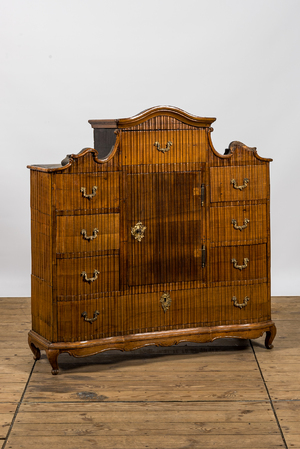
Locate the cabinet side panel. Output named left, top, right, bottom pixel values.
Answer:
left=30, top=170, right=53, bottom=341
left=31, top=275, right=53, bottom=341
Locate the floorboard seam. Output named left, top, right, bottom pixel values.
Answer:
left=250, top=340, right=288, bottom=449
left=2, top=360, right=36, bottom=449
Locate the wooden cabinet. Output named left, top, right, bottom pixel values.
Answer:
left=28, top=106, right=276, bottom=374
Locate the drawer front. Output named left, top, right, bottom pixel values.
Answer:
left=210, top=165, right=268, bottom=203
left=57, top=296, right=119, bottom=342
left=210, top=204, right=268, bottom=245
left=56, top=256, right=119, bottom=296
left=120, top=289, right=208, bottom=335
left=57, top=289, right=208, bottom=342
left=56, top=213, right=119, bottom=254
left=54, top=172, right=119, bottom=211
left=207, top=283, right=270, bottom=325
left=121, top=130, right=206, bottom=165
left=210, top=244, right=267, bottom=283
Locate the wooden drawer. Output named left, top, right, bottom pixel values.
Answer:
left=56, top=213, right=119, bottom=254
left=54, top=172, right=119, bottom=211
left=56, top=255, right=119, bottom=296
left=57, top=289, right=208, bottom=342
left=210, top=204, right=268, bottom=245
left=120, top=289, right=208, bottom=335
left=210, top=165, right=269, bottom=203
left=121, top=130, right=206, bottom=165
left=57, top=296, right=119, bottom=342
left=207, top=283, right=270, bottom=325
left=210, top=244, right=267, bottom=283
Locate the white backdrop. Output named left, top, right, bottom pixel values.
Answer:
left=1, top=0, right=299, bottom=296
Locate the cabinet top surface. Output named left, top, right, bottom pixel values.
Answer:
left=89, top=105, right=216, bottom=129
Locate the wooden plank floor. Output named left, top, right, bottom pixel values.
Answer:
left=1, top=297, right=299, bottom=449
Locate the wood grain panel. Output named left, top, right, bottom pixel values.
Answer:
left=31, top=209, right=52, bottom=283
left=210, top=244, right=267, bottom=283
left=56, top=256, right=119, bottom=296
left=121, top=130, right=207, bottom=165
left=56, top=214, right=119, bottom=254
left=210, top=165, right=269, bottom=202
left=125, top=171, right=203, bottom=286
left=54, top=172, right=119, bottom=212
left=207, top=283, right=270, bottom=325
left=57, top=289, right=208, bottom=342
left=57, top=296, right=119, bottom=342
left=210, top=204, right=268, bottom=246
left=31, top=275, right=53, bottom=341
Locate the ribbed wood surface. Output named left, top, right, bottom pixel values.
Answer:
left=121, top=130, right=207, bottom=165
left=210, top=204, right=267, bottom=246
left=57, top=289, right=208, bottom=342
left=56, top=256, right=119, bottom=296
left=210, top=244, right=267, bottom=283
left=210, top=165, right=269, bottom=202
left=125, top=171, right=203, bottom=286
left=207, top=283, right=270, bottom=325
left=28, top=108, right=273, bottom=358
left=56, top=213, right=119, bottom=255
left=54, top=172, right=119, bottom=211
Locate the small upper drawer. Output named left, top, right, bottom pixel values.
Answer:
left=210, top=204, right=268, bottom=245
left=54, top=172, right=119, bottom=211
left=210, top=165, right=269, bottom=203
left=121, top=130, right=207, bottom=165
left=56, top=213, right=119, bottom=255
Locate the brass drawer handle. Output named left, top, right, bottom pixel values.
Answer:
left=232, top=296, right=250, bottom=309
left=81, top=310, right=99, bottom=323
left=154, top=141, right=172, bottom=154
left=160, top=293, right=172, bottom=312
left=81, top=228, right=99, bottom=241
left=81, top=270, right=100, bottom=283
left=80, top=186, right=98, bottom=199
left=231, top=218, right=250, bottom=231
left=231, top=258, right=249, bottom=270
left=231, top=178, right=249, bottom=191
left=131, top=221, right=146, bottom=242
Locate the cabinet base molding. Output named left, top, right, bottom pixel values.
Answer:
left=28, top=321, right=276, bottom=375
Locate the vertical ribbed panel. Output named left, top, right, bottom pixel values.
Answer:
left=210, top=204, right=267, bottom=246
left=55, top=172, right=119, bottom=212
left=125, top=170, right=202, bottom=287
left=210, top=165, right=269, bottom=202
left=207, top=283, right=270, bottom=326
left=121, top=130, right=207, bottom=165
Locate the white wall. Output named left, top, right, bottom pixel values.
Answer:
left=1, top=0, right=299, bottom=296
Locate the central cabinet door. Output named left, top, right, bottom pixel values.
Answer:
left=125, top=170, right=203, bottom=286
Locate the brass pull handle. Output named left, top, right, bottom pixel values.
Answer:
left=131, top=221, right=146, bottom=242
left=232, top=296, right=250, bottom=309
left=81, top=310, right=100, bottom=323
left=231, top=178, right=249, bottom=191
left=231, top=258, right=249, bottom=270
left=80, top=186, right=98, bottom=199
left=154, top=141, right=172, bottom=154
left=81, top=270, right=100, bottom=283
left=160, top=293, right=172, bottom=312
left=231, top=218, right=250, bottom=231
left=81, top=228, right=99, bottom=241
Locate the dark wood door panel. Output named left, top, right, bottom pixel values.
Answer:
left=125, top=171, right=203, bottom=286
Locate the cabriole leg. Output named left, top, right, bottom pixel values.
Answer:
left=46, top=349, right=60, bottom=375
left=265, top=324, right=277, bottom=349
